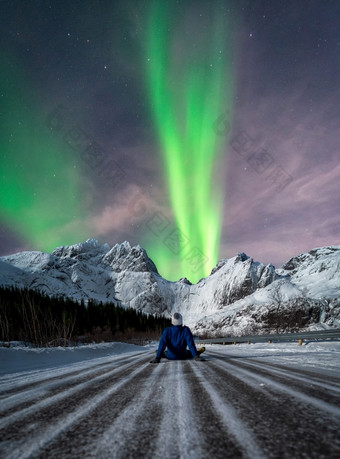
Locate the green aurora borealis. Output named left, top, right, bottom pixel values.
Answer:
left=1, top=2, right=234, bottom=284
left=2, top=0, right=339, bottom=286
left=144, top=2, right=233, bottom=282
left=0, top=57, right=88, bottom=250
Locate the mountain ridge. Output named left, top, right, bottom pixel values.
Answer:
left=1, top=239, right=339, bottom=335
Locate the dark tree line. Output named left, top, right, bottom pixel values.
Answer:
left=0, top=286, right=171, bottom=346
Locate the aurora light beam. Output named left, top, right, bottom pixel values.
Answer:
left=0, top=55, right=88, bottom=251
left=145, top=2, right=234, bottom=282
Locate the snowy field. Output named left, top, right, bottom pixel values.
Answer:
left=1, top=340, right=340, bottom=458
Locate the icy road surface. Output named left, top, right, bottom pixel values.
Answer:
left=0, top=342, right=340, bottom=458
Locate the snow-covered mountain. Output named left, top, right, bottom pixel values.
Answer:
left=0, top=239, right=339, bottom=335
left=193, top=246, right=340, bottom=336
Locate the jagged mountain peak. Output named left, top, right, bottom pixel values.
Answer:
left=281, top=245, right=340, bottom=273
left=52, top=238, right=111, bottom=258
left=49, top=239, right=158, bottom=274
left=177, top=277, right=192, bottom=285
left=103, top=241, right=158, bottom=274
left=277, top=245, right=340, bottom=299
left=210, top=252, right=251, bottom=276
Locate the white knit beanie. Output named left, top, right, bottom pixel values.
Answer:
left=172, top=312, right=183, bottom=326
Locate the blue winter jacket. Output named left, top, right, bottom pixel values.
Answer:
left=156, top=325, right=198, bottom=360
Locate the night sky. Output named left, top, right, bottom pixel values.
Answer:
left=1, top=0, right=339, bottom=283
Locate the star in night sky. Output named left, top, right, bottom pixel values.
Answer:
left=0, top=0, right=339, bottom=283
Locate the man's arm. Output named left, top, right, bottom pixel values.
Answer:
left=156, top=329, right=168, bottom=359
left=185, top=327, right=199, bottom=358
left=150, top=328, right=168, bottom=363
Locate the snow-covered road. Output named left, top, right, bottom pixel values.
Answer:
left=1, top=343, right=340, bottom=458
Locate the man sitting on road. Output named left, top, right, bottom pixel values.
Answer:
left=150, top=312, right=205, bottom=363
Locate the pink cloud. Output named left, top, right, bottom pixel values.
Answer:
left=88, top=185, right=161, bottom=235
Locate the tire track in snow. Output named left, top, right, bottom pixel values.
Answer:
left=247, top=357, right=340, bottom=388
left=91, top=362, right=167, bottom=458
left=208, top=352, right=340, bottom=418
left=38, top=358, right=227, bottom=458
left=190, top=362, right=265, bottom=459
left=1, top=348, right=340, bottom=458
left=0, top=355, right=150, bottom=431
left=0, top=352, right=142, bottom=415
left=230, top=357, right=340, bottom=398
left=0, top=351, right=143, bottom=396
left=152, top=361, right=207, bottom=459
left=36, top=357, right=166, bottom=458
left=2, top=355, right=150, bottom=459
left=204, top=351, right=340, bottom=457
left=176, top=361, right=206, bottom=459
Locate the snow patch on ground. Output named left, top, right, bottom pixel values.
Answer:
left=204, top=341, right=340, bottom=373
left=0, top=342, right=149, bottom=376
